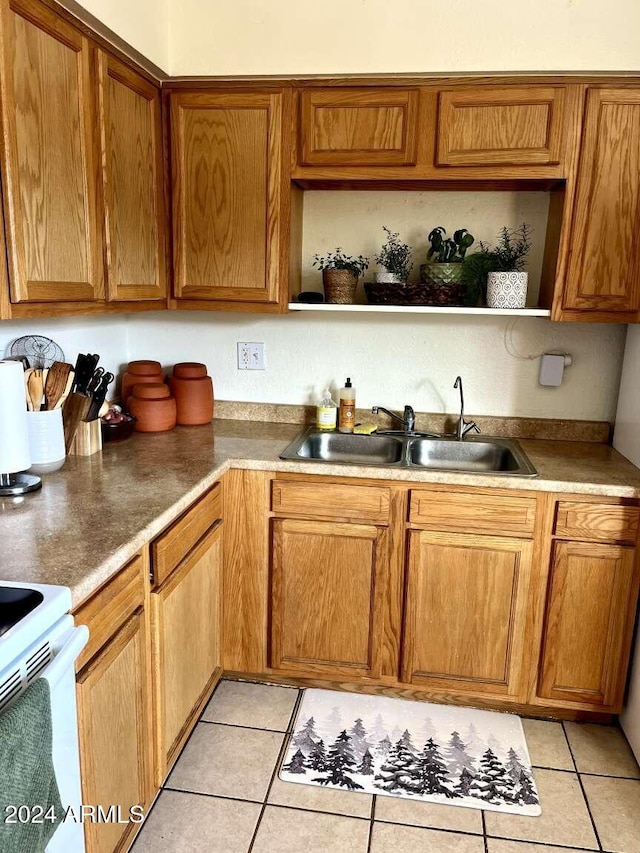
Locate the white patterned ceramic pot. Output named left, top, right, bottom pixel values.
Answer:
left=486, top=271, right=528, bottom=309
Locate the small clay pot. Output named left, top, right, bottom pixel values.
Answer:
left=128, top=383, right=176, bottom=433
left=121, top=360, right=164, bottom=404
left=169, top=375, right=214, bottom=425
left=173, top=362, right=208, bottom=379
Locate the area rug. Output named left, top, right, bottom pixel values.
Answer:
left=280, top=689, right=541, bottom=816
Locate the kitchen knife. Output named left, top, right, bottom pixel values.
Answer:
left=72, top=354, right=100, bottom=395
left=86, top=372, right=114, bottom=421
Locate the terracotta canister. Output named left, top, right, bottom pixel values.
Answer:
left=169, top=362, right=214, bottom=426
left=128, top=383, right=177, bottom=433
left=121, top=360, right=163, bottom=405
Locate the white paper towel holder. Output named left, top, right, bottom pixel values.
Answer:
left=0, top=471, right=41, bottom=496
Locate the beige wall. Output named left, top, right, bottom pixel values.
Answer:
left=167, top=0, right=640, bottom=75
left=76, top=0, right=169, bottom=70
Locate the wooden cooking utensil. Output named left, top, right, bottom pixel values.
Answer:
left=23, top=367, right=34, bottom=410
left=44, top=361, right=74, bottom=411
left=27, top=368, right=44, bottom=412
left=55, top=370, right=75, bottom=410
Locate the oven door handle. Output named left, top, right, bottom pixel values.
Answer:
left=40, top=625, right=89, bottom=689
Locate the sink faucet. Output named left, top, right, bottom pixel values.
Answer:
left=371, top=404, right=416, bottom=434
left=453, top=376, right=480, bottom=440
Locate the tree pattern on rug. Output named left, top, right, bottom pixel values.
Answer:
left=313, top=730, right=363, bottom=791
left=282, top=705, right=540, bottom=813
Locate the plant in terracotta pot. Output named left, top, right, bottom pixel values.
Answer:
left=373, top=226, right=413, bottom=284
left=419, top=227, right=474, bottom=305
left=462, top=224, right=532, bottom=308
left=313, top=248, right=369, bottom=304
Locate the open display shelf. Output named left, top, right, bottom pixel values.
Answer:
left=288, top=303, right=551, bottom=317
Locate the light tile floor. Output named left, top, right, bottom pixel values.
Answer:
left=132, top=679, right=640, bottom=853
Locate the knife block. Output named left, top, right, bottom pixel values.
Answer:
left=68, top=419, right=102, bottom=457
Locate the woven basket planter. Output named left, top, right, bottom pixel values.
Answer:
left=322, top=269, right=359, bottom=304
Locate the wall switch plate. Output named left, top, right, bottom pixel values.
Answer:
left=237, top=342, right=266, bottom=370
left=539, top=353, right=571, bottom=386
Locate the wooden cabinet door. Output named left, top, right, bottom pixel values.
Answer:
left=402, top=530, right=533, bottom=699
left=151, top=522, right=222, bottom=779
left=270, top=518, right=388, bottom=678
left=563, top=88, right=640, bottom=317
left=436, top=86, right=567, bottom=167
left=171, top=90, right=289, bottom=308
left=0, top=0, right=104, bottom=303
left=97, top=51, right=166, bottom=302
left=298, top=88, right=419, bottom=166
left=538, top=540, right=638, bottom=709
left=76, top=610, right=153, bottom=853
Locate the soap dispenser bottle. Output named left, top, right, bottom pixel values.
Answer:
left=338, top=377, right=356, bottom=433
left=316, top=388, right=337, bottom=430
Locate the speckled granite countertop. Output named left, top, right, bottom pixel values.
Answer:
left=1, top=419, right=639, bottom=608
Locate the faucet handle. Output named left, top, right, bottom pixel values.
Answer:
left=462, top=420, right=480, bottom=437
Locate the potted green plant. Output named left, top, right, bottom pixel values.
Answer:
left=462, top=224, right=532, bottom=308
left=374, top=227, right=413, bottom=283
left=313, top=248, right=369, bottom=304
left=420, top=227, right=474, bottom=305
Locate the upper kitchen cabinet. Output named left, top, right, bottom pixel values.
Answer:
left=170, top=89, right=296, bottom=313
left=292, top=82, right=581, bottom=181
left=435, top=86, right=567, bottom=167
left=556, top=87, right=640, bottom=322
left=297, top=87, right=419, bottom=167
left=0, top=0, right=104, bottom=306
left=97, top=51, right=167, bottom=303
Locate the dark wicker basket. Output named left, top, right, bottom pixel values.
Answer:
left=365, top=280, right=463, bottom=306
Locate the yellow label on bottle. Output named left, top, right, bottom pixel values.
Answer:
left=317, top=406, right=337, bottom=429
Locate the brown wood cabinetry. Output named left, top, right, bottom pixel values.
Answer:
left=435, top=86, right=567, bottom=167
left=402, top=530, right=533, bottom=698
left=298, top=87, right=419, bottom=166
left=270, top=518, right=388, bottom=678
left=97, top=51, right=167, bottom=302
left=0, top=0, right=104, bottom=305
left=74, top=555, right=153, bottom=853
left=150, top=489, right=223, bottom=782
left=0, top=0, right=167, bottom=318
left=170, top=89, right=295, bottom=312
left=560, top=87, right=640, bottom=321
left=537, top=540, right=638, bottom=709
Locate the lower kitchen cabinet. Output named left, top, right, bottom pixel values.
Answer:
left=401, top=530, right=534, bottom=700
left=76, top=609, right=153, bottom=853
left=537, top=539, right=639, bottom=709
left=151, top=520, right=223, bottom=781
left=270, top=517, right=388, bottom=678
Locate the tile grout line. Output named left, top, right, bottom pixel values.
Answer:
left=246, top=689, right=304, bottom=853
left=561, top=721, right=604, bottom=852
left=199, top=718, right=292, bottom=734
left=482, top=810, right=489, bottom=853
left=367, top=795, right=376, bottom=853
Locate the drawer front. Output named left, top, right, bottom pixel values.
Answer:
left=74, top=553, right=145, bottom=670
left=409, top=489, right=536, bottom=537
left=554, top=501, right=640, bottom=544
left=436, top=86, right=566, bottom=167
left=272, top=480, right=390, bottom=523
left=299, top=88, right=419, bottom=167
left=152, top=482, right=222, bottom=586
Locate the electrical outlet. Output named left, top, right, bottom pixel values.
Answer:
left=237, top=342, right=266, bottom=370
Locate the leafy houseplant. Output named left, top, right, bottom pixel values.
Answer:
left=374, top=227, right=413, bottom=283
left=419, top=226, right=475, bottom=305
left=461, top=224, right=532, bottom=307
left=313, top=248, right=369, bottom=304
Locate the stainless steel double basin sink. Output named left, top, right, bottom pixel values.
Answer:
left=280, top=428, right=537, bottom=476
